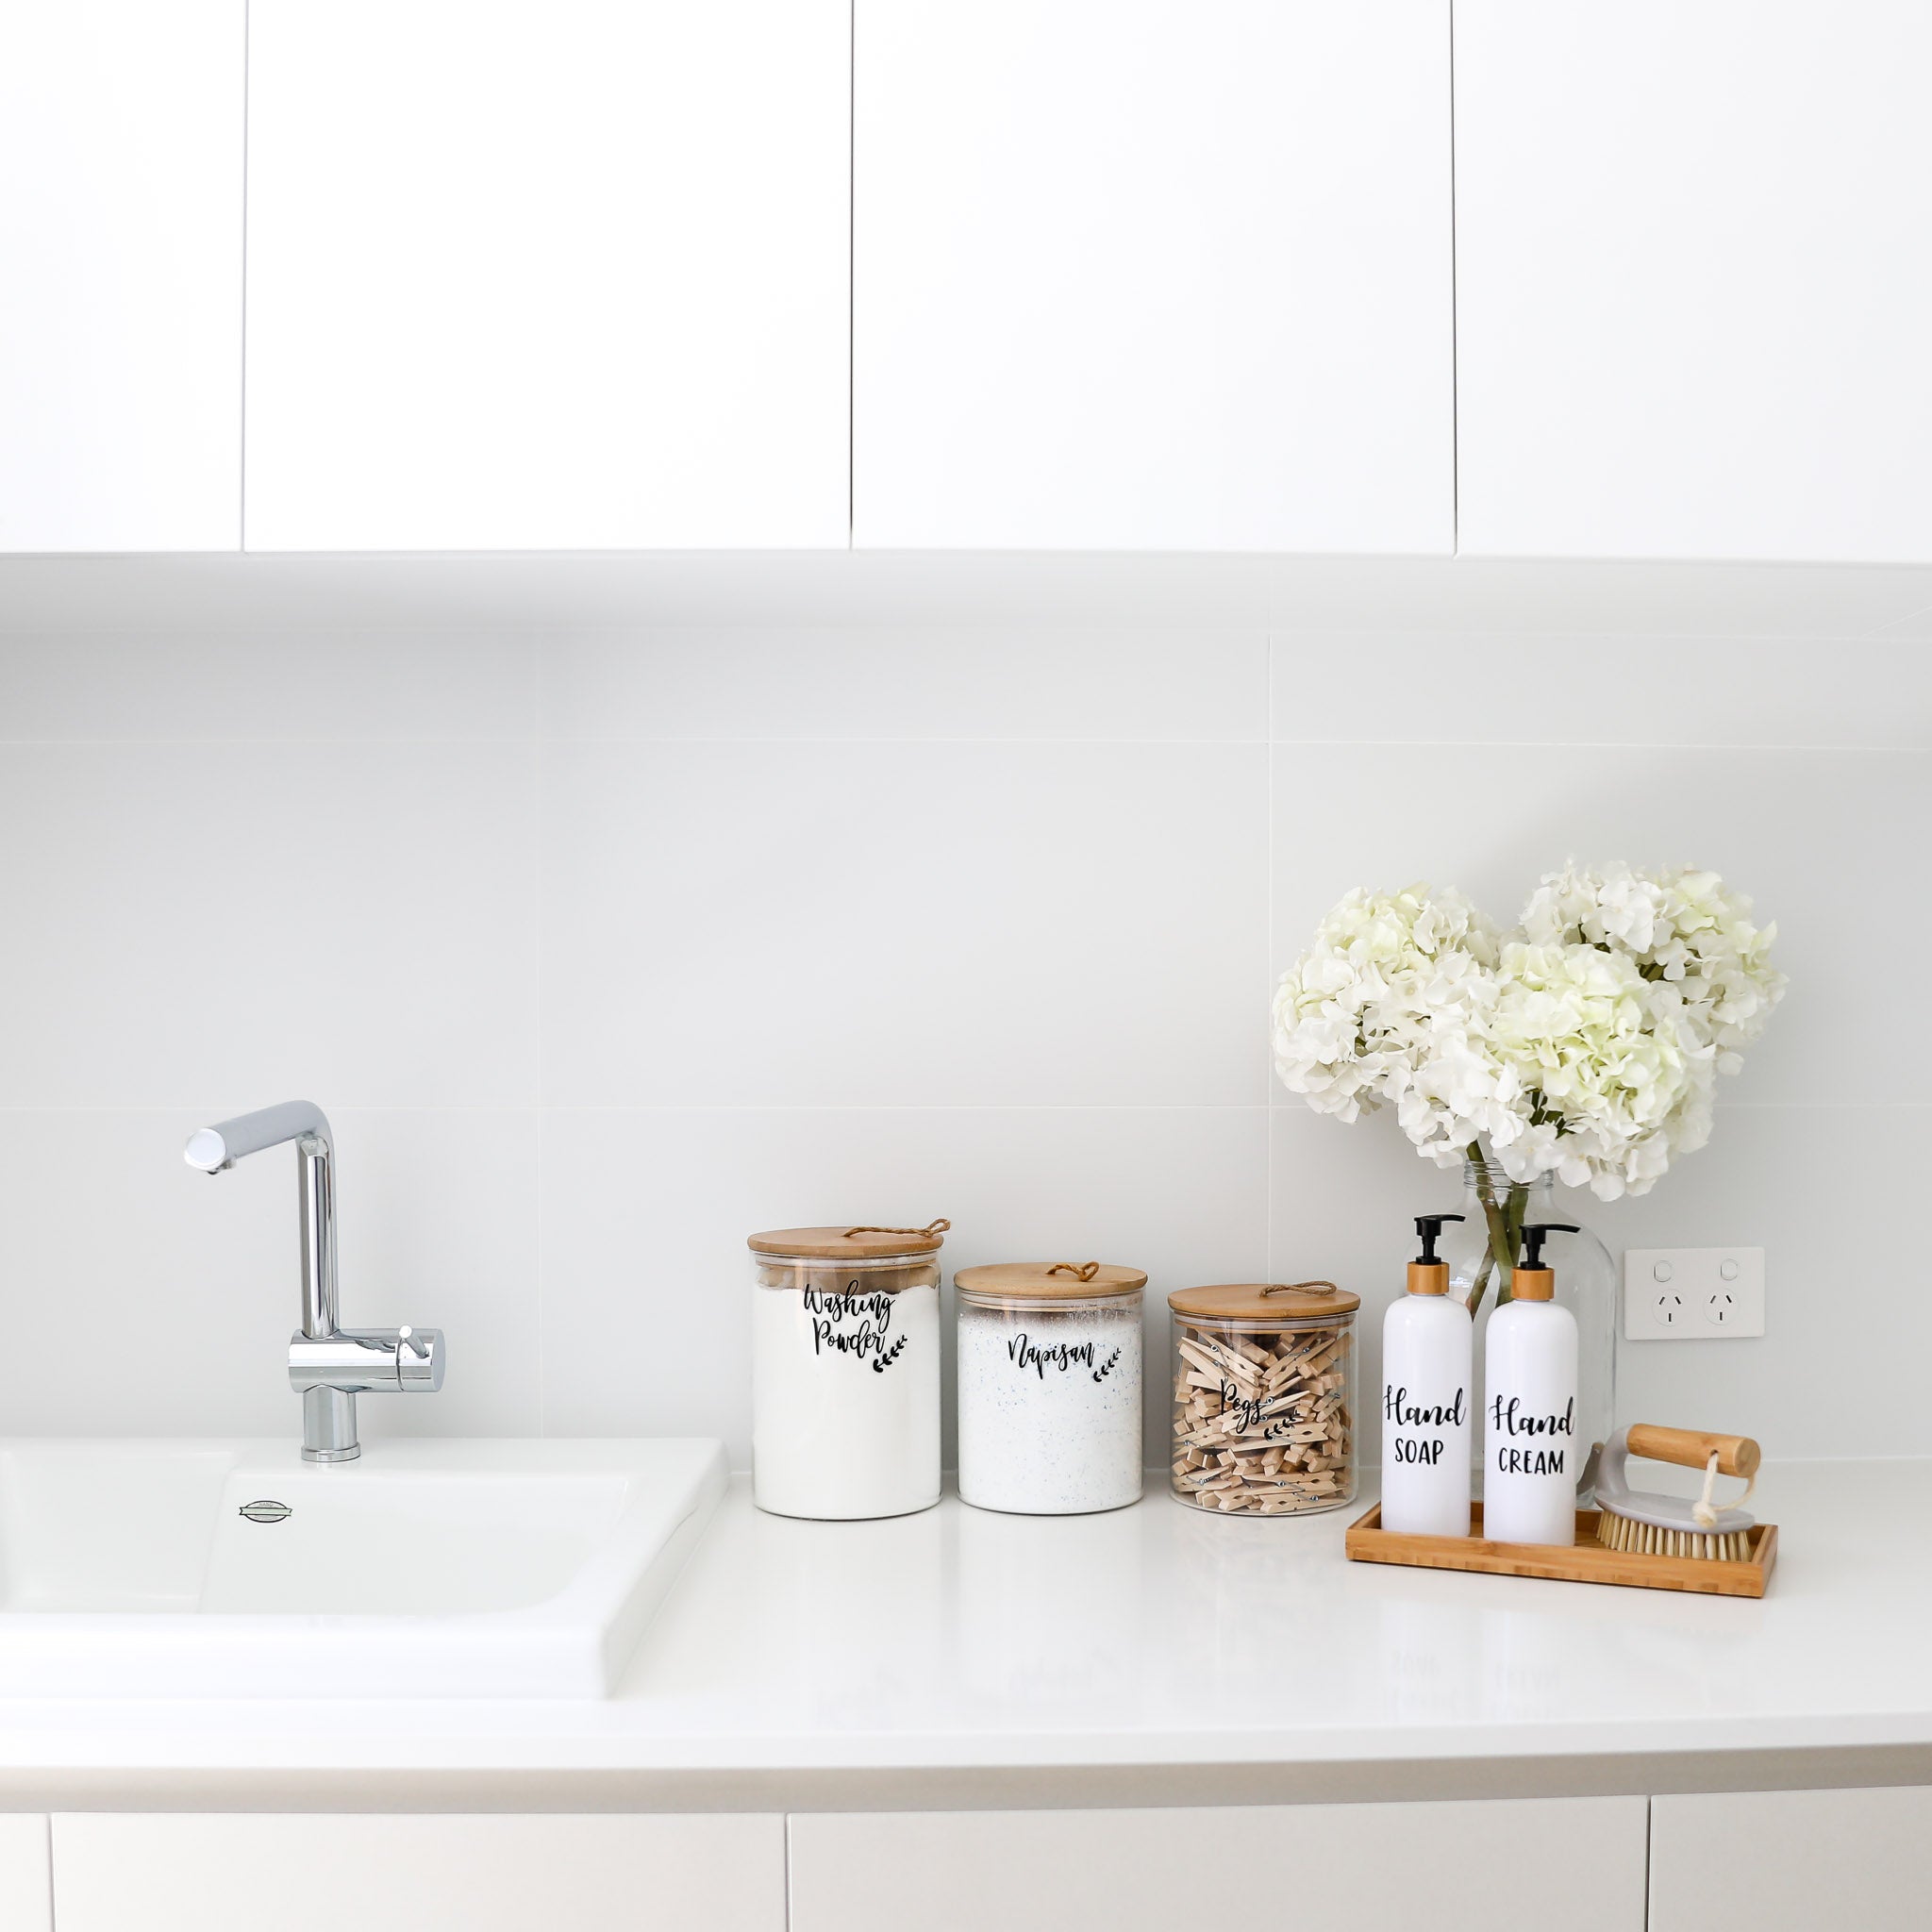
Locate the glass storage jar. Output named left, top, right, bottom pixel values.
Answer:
left=1167, top=1281, right=1360, bottom=1515
left=954, top=1261, right=1146, bottom=1516
left=749, top=1222, right=945, bottom=1520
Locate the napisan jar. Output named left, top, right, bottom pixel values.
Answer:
left=749, top=1222, right=944, bottom=1520
left=1167, top=1281, right=1359, bottom=1515
left=954, top=1262, right=1146, bottom=1516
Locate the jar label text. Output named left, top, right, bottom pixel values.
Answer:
left=804, top=1283, right=910, bottom=1374
left=1008, top=1334, right=1124, bottom=1383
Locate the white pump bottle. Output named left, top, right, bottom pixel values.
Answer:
left=1380, top=1212, right=1474, bottom=1537
left=1482, top=1222, right=1581, bottom=1546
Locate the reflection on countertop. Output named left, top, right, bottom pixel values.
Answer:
left=0, top=1461, right=1928, bottom=1808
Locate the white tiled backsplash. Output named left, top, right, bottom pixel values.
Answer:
left=0, top=594, right=1925, bottom=1464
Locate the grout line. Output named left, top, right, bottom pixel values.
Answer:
left=238, top=0, right=251, bottom=552
left=1265, top=638, right=1276, bottom=1276
left=0, top=1103, right=1274, bottom=1118
left=2, top=630, right=1923, bottom=649
left=1857, top=598, right=1932, bottom=639
left=0, top=1098, right=1882, bottom=1115
left=0, top=736, right=541, bottom=749
left=534, top=718, right=547, bottom=1438
left=1447, top=0, right=1459, bottom=558
left=3, top=735, right=1922, bottom=753
left=846, top=0, right=856, bottom=549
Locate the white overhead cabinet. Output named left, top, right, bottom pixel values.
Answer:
left=853, top=2, right=1456, bottom=553
left=243, top=0, right=851, bottom=551
left=0, top=1, right=243, bottom=552
left=1456, top=2, right=1932, bottom=562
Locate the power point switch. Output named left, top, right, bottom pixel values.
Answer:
left=1624, top=1248, right=1765, bottom=1341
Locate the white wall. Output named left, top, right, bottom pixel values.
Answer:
left=0, top=560, right=1925, bottom=1465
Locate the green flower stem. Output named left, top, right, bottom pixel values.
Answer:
left=1465, top=1139, right=1519, bottom=1323
left=1500, top=1182, right=1528, bottom=1307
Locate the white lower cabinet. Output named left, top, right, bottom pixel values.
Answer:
left=789, top=1798, right=1648, bottom=1932
left=50, top=1814, right=785, bottom=1932
left=1650, top=1785, right=1932, bottom=1932
left=51, top=1785, right=1932, bottom=1930
left=0, top=1817, right=50, bottom=1932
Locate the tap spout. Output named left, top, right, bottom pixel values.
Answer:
left=187, top=1100, right=338, bottom=1341
left=184, top=1099, right=331, bottom=1174
left=186, top=1100, right=422, bottom=1463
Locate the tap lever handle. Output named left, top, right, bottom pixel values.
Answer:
left=394, top=1325, right=444, bottom=1392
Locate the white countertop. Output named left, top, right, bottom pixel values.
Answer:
left=4, top=1463, right=1930, bottom=1810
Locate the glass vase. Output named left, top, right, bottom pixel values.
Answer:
left=1438, top=1149, right=1616, bottom=1504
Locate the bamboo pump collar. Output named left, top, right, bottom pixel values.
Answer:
left=1403, top=1216, right=1582, bottom=1300
left=1166, top=1280, right=1360, bottom=1323
left=956, top=1261, right=1148, bottom=1302
left=748, top=1220, right=950, bottom=1260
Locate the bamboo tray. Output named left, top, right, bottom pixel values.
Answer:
left=1345, top=1502, right=1778, bottom=1598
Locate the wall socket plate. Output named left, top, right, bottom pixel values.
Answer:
left=1624, top=1247, right=1765, bottom=1341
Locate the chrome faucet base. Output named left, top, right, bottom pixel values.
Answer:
left=301, top=1384, right=362, bottom=1462
left=187, top=1102, right=445, bottom=1463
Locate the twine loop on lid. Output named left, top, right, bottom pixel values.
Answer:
left=841, top=1218, right=952, bottom=1239
left=1045, top=1261, right=1101, bottom=1282
left=1259, top=1279, right=1341, bottom=1298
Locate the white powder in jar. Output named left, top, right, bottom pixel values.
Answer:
left=957, top=1298, right=1143, bottom=1514
left=752, top=1270, right=941, bottom=1520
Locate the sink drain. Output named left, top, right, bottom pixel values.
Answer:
left=239, top=1499, right=291, bottom=1524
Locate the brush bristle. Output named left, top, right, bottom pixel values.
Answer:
left=1595, top=1510, right=1752, bottom=1563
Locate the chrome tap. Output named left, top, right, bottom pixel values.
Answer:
left=185, top=1100, right=444, bottom=1462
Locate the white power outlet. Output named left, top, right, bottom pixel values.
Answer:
left=1630, top=1243, right=1769, bottom=1337
left=1624, top=1248, right=1765, bottom=1341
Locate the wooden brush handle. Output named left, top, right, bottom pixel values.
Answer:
left=1626, top=1424, right=1760, bottom=1478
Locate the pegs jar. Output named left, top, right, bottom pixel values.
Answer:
left=749, top=1222, right=946, bottom=1521
left=1167, top=1281, right=1360, bottom=1515
left=954, top=1261, right=1147, bottom=1516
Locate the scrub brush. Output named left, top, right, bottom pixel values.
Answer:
left=1593, top=1424, right=1760, bottom=1562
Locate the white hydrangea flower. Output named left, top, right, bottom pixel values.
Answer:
left=1486, top=941, right=1710, bottom=1201
left=1522, top=859, right=1668, bottom=954
left=1271, top=884, right=1515, bottom=1154
left=1273, top=865, right=1781, bottom=1203
left=1520, top=862, right=1787, bottom=1074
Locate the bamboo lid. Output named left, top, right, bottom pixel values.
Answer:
left=748, top=1220, right=949, bottom=1259
left=955, top=1261, right=1148, bottom=1302
left=1167, top=1280, right=1360, bottom=1323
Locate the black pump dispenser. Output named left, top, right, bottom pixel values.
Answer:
left=1518, top=1223, right=1579, bottom=1272
left=1513, top=1222, right=1579, bottom=1303
left=1406, top=1213, right=1465, bottom=1295
left=1412, top=1213, right=1465, bottom=1265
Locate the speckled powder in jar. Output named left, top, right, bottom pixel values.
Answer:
left=955, top=1263, right=1146, bottom=1516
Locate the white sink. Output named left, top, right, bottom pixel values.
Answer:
left=0, top=1437, right=725, bottom=1698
